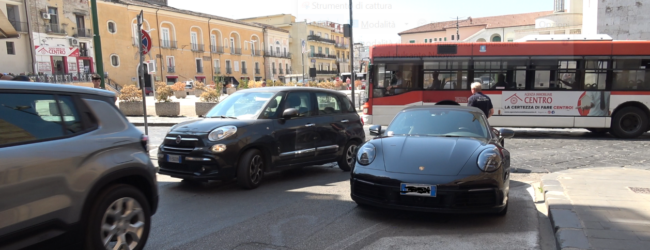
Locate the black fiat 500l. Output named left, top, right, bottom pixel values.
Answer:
left=351, top=105, right=514, bottom=215
left=158, top=87, right=365, bottom=189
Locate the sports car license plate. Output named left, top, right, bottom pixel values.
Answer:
left=167, top=154, right=182, bottom=163
left=400, top=183, right=437, bottom=197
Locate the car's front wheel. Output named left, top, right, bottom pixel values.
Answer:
left=85, top=184, right=151, bottom=250
left=237, top=149, right=265, bottom=189
left=338, top=141, right=359, bottom=171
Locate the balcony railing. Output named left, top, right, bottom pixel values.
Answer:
left=251, top=49, right=261, bottom=56
left=27, top=73, right=95, bottom=84
left=73, top=29, right=93, bottom=38
left=337, top=58, right=349, bottom=63
left=230, top=48, right=241, bottom=55
left=226, top=67, right=232, bottom=74
left=279, top=68, right=283, bottom=74
left=242, top=68, right=247, bottom=74
left=211, top=45, right=224, bottom=54
left=45, top=24, right=65, bottom=34
left=272, top=68, right=277, bottom=74
left=191, top=44, right=205, bottom=52
left=80, top=49, right=90, bottom=57
left=168, top=66, right=175, bottom=73
left=316, top=70, right=338, bottom=74
left=255, top=69, right=260, bottom=75
left=307, top=35, right=335, bottom=44
left=160, top=40, right=177, bottom=49
left=9, top=20, right=27, bottom=32
left=309, top=53, right=336, bottom=59
left=335, top=43, right=349, bottom=49
left=264, top=50, right=291, bottom=58
left=214, top=67, right=220, bottom=74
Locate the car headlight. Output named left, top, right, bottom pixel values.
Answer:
left=477, top=148, right=502, bottom=172
left=356, top=143, right=376, bottom=166
left=208, top=126, right=237, bottom=141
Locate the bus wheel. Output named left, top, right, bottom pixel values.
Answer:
left=611, top=106, right=648, bottom=139
left=586, top=128, right=609, bottom=134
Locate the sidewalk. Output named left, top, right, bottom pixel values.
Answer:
left=541, top=168, right=650, bottom=250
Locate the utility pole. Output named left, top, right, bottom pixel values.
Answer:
left=137, top=11, right=149, bottom=135
left=90, top=0, right=105, bottom=89
left=348, top=0, right=355, bottom=108
left=456, top=16, right=460, bottom=41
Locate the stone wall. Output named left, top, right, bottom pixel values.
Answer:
left=597, top=0, right=650, bottom=40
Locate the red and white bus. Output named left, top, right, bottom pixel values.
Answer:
left=360, top=39, right=650, bottom=138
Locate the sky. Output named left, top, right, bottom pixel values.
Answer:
left=167, top=0, right=552, bottom=45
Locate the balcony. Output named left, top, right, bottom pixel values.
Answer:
left=168, top=66, right=175, bottom=73
left=214, top=67, right=220, bottom=74
left=191, top=43, right=204, bottom=52
left=255, top=68, right=260, bottom=75
left=211, top=45, right=224, bottom=54
left=230, top=48, right=242, bottom=55
left=160, top=40, right=177, bottom=49
left=226, top=67, right=232, bottom=74
left=272, top=68, right=277, bottom=74
left=335, top=43, right=349, bottom=49
left=316, top=70, right=338, bottom=75
left=45, top=24, right=65, bottom=34
left=80, top=48, right=90, bottom=57
left=307, top=35, right=335, bottom=44
left=279, top=68, right=284, bottom=74
left=337, top=58, right=349, bottom=63
left=309, top=53, right=336, bottom=60
left=251, top=49, right=261, bottom=57
left=73, top=29, right=93, bottom=38
left=242, top=68, right=247, bottom=74
left=9, top=20, right=27, bottom=32
left=264, top=50, right=291, bottom=58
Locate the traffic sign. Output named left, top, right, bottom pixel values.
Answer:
left=141, top=30, right=152, bottom=55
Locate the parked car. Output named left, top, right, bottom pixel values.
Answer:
left=158, top=87, right=366, bottom=189
left=145, top=86, right=153, bottom=95
left=351, top=104, right=514, bottom=215
left=0, top=81, right=158, bottom=249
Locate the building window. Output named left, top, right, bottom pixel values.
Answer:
left=491, top=35, right=501, bottom=42
left=110, top=54, right=119, bottom=67
left=167, top=56, right=175, bottom=72
left=325, top=48, right=329, bottom=55
left=191, top=32, right=198, bottom=50
left=554, top=0, right=565, bottom=12
left=409, top=40, right=415, bottom=43
left=6, top=42, right=15, bottom=55
left=539, top=31, right=551, bottom=35
left=107, top=21, right=116, bottom=33
left=570, top=29, right=581, bottom=34
left=196, top=59, right=203, bottom=73
left=554, top=30, right=566, bottom=35
left=451, top=35, right=454, bottom=41
left=162, top=28, right=170, bottom=48
left=508, top=38, right=514, bottom=42
left=444, top=37, right=447, bottom=41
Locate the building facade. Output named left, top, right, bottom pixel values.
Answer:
left=26, top=0, right=97, bottom=82
left=1, top=0, right=32, bottom=74
left=352, top=43, right=369, bottom=73
left=582, top=0, right=650, bottom=40
left=256, top=23, right=290, bottom=83
left=97, top=0, right=265, bottom=91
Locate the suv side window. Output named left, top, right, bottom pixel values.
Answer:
left=57, top=95, right=84, bottom=134
left=260, top=93, right=285, bottom=119
left=283, top=92, right=313, bottom=118
left=315, top=92, right=342, bottom=115
left=0, top=93, right=67, bottom=146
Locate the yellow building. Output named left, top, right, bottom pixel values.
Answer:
left=97, top=0, right=265, bottom=91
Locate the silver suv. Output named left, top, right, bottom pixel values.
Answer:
left=0, top=81, right=158, bottom=250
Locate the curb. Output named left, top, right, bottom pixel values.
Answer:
left=541, top=173, right=591, bottom=250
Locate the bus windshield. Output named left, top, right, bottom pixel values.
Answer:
left=386, top=109, right=489, bottom=138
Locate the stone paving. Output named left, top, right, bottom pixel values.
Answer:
left=542, top=168, right=650, bottom=250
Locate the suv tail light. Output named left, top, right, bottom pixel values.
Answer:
left=141, top=134, right=149, bottom=152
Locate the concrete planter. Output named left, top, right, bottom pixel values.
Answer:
left=194, top=89, right=205, bottom=97
left=155, top=102, right=180, bottom=117
left=226, top=87, right=237, bottom=95
left=195, top=102, right=218, bottom=117
left=119, top=102, right=144, bottom=116
left=174, top=91, right=187, bottom=99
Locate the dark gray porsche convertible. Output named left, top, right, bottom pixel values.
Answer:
left=350, top=105, right=515, bottom=215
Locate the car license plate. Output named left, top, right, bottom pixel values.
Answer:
left=400, top=183, right=437, bottom=197
left=167, top=154, right=182, bottom=163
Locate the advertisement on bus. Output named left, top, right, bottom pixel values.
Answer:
left=502, top=91, right=611, bottom=116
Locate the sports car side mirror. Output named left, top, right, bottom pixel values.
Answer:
left=499, top=128, right=515, bottom=139
left=369, top=125, right=382, bottom=136
left=282, top=108, right=299, bottom=119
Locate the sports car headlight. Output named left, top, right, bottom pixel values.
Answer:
left=477, top=148, right=502, bottom=172
left=357, top=143, right=376, bottom=166
left=208, top=126, right=237, bottom=141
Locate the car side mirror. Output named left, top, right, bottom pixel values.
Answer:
left=369, top=125, right=382, bottom=136
left=282, top=108, right=299, bottom=119
left=499, top=128, right=515, bottom=139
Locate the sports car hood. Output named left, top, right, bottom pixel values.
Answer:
left=170, top=119, right=257, bottom=133
left=380, top=136, right=487, bottom=176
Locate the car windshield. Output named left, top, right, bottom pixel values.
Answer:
left=205, top=91, right=274, bottom=119
left=386, top=109, right=489, bottom=138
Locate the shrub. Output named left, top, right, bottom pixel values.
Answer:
left=171, top=82, right=185, bottom=92
left=317, top=81, right=336, bottom=89
left=199, top=88, right=220, bottom=103
left=194, top=81, right=206, bottom=91
left=118, top=84, right=143, bottom=102
left=239, top=79, right=249, bottom=89
left=156, top=82, right=173, bottom=102
left=355, top=80, right=363, bottom=88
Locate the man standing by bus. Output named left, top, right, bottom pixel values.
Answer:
left=468, top=82, right=494, bottom=118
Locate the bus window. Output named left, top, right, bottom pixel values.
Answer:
left=584, top=60, right=608, bottom=90
left=423, top=60, right=468, bottom=90
left=613, top=59, right=650, bottom=90
left=377, top=63, right=421, bottom=96
left=556, top=60, right=579, bottom=90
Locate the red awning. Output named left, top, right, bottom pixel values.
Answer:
left=166, top=75, right=178, bottom=79
left=195, top=76, right=206, bottom=80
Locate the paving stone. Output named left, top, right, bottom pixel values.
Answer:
left=587, top=238, right=646, bottom=250
left=585, top=229, right=639, bottom=240
left=556, top=229, right=590, bottom=249
left=582, top=221, right=605, bottom=230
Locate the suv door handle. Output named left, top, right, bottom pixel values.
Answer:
left=341, top=120, right=349, bottom=123
left=305, top=123, right=315, bottom=127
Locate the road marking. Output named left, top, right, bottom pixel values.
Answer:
left=324, top=222, right=389, bottom=250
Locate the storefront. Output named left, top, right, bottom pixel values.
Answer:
left=35, top=45, right=93, bottom=78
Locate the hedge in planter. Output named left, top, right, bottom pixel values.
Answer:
left=155, top=82, right=180, bottom=117
left=193, top=81, right=206, bottom=97
left=171, top=82, right=187, bottom=99
left=196, top=88, right=219, bottom=117
left=118, top=85, right=144, bottom=116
